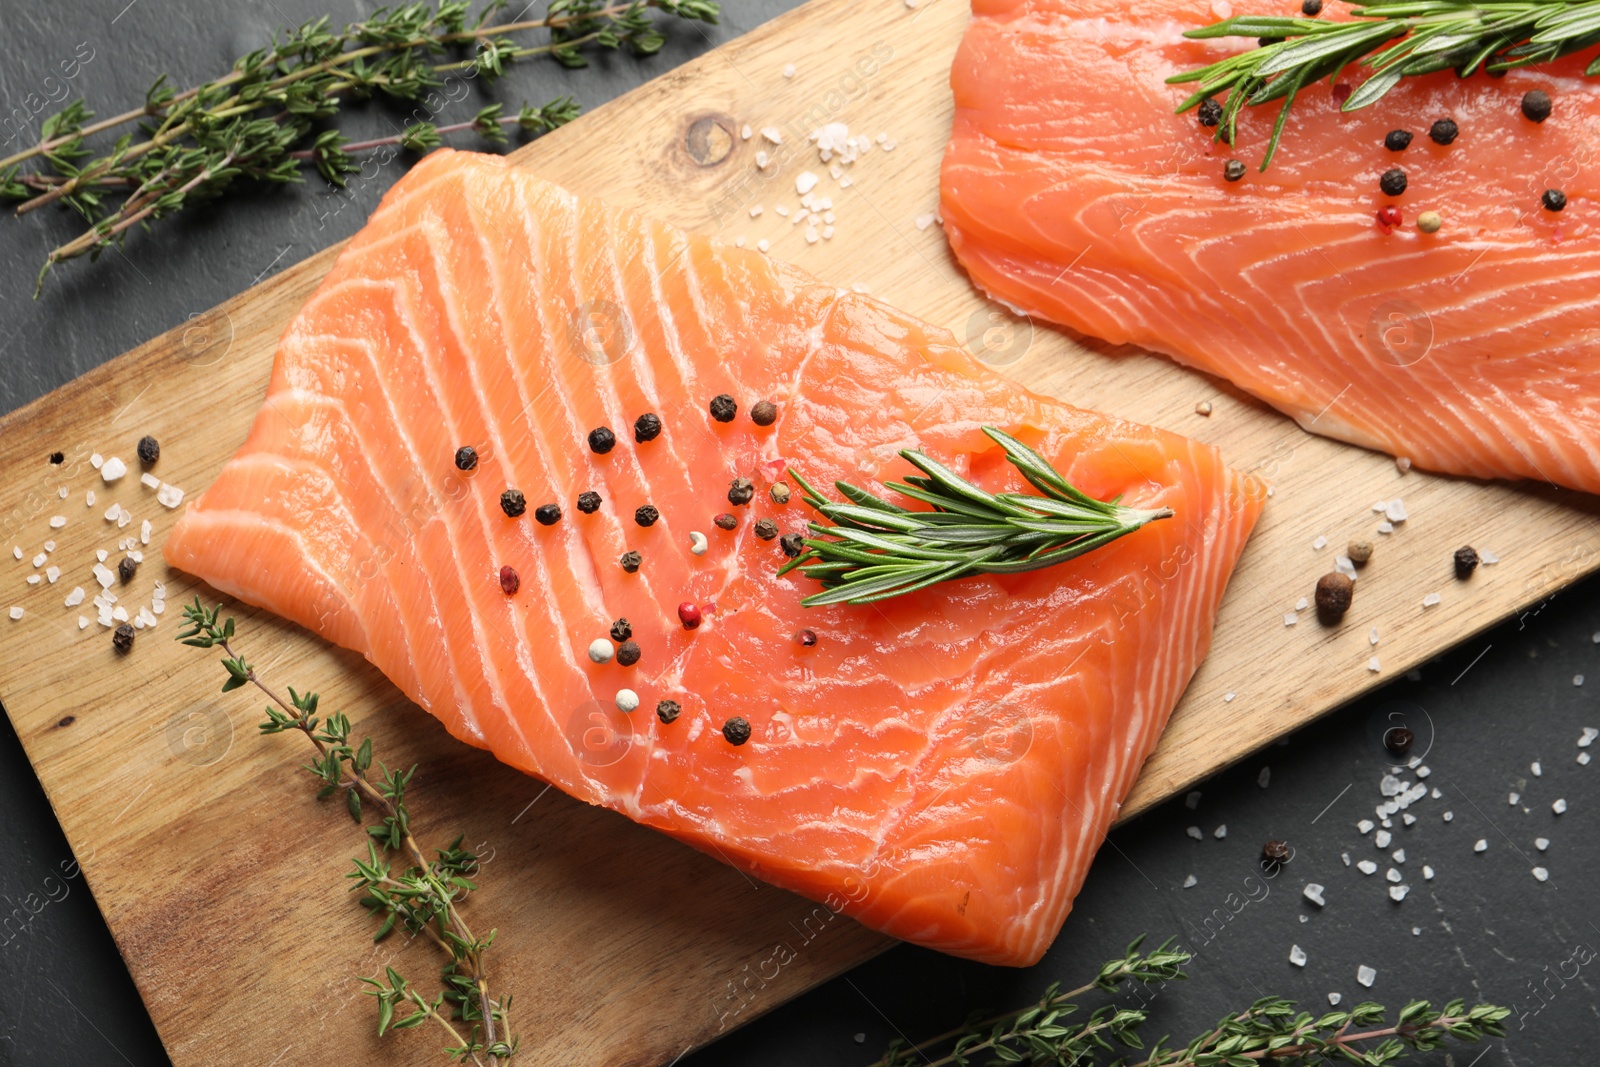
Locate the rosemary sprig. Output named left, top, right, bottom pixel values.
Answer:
left=872, top=935, right=1510, bottom=1067
left=781, top=427, right=1173, bottom=607
left=3, top=0, right=719, bottom=293
left=177, top=599, right=514, bottom=1066
left=1169, top=0, right=1600, bottom=170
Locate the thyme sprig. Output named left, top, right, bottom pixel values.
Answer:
left=3, top=0, right=719, bottom=293
left=1169, top=0, right=1600, bottom=170
left=781, top=427, right=1173, bottom=607
left=177, top=599, right=515, bottom=1066
left=872, top=936, right=1509, bottom=1067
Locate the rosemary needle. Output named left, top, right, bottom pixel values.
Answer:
left=781, top=427, right=1173, bottom=607
left=1168, top=0, right=1600, bottom=170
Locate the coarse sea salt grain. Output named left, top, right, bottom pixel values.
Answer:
left=1289, top=944, right=1307, bottom=967
left=90, top=453, right=102, bottom=468
left=794, top=170, right=818, bottom=195
left=1393, top=848, right=1406, bottom=863
left=140, top=472, right=159, bottom=489
left=1186, top=825, right=1204, bottom=840
left=85, top=490, right=95, bottom=506
left=96, top=549, right=108, bottom=562
left=1532, top=761, right=1542, bottom=776
left=1580, top=727, right=1598, bottom=748
left=1369, top=626, right=1380, bottom=645
left=1375, top=829, right=1392, bottom=848
left=1386, top=868, right=1402, bottom=883
left=1312, top=535, right=1327, bottom=550
left=1303, top=883, right=1326, bottom=906
left=1295, top=597, right=1308, bottom=611
left=1284, top=613, right=1298, bottom=627
left=1185, top=791, right=1201, bottom=809
left=31, top=552, right=46, bottom=568
left=112, top=606, right=129, bottom=623
left=1509, top=791, right=1521, bottom=805
left=1423, top=591, right=1442, bottom=607
left=1443, top=811, right=1453, bottom=822
left=1341, top=851, right=1351, bottom=866
left=1376, top=520, right=1395, bottom=534
left=64, top=587, right=84, bottom=607
left=1531, top=866, right=1550, bottom=882
left=45, top=566, right=59, bottom=583
left=1357, top=965, right=1376, bottom=988
left=1368, top=656, right=1382, bottom=673
left=1474, top=839, right=1488, bottom=852
left=1415, top=765, right=1431, bottom=778
left=1553, top=798, right=1568, bottom=814
left=1403, top=813, right=1417, bottom=826
left=1481, top=549, right=1500, bottom=564
left=48, top=516, right=65, bottom=529
left=1576, top=675, right=1586, bottom=687
left=1581, top=752, right=1593, bottom=766
left=757, top=239, right=770, bottom=253
left=1258, top=767, right=1271, bottom=788
left=914, top=212, right=937, bottom=231
left=1385, top=499, right=1408, bottom=522
left=1182, top=874, right=1197, bottom=888
left=77, top=616, right=88, bottom=630
left=1358, top=818, right=1375, bottom=834
left=10, top=547, right=19, bottom=560
left=1328, top=993, right=1342, bottom=1006
left=57, top=486, right=68, bottom=499
left=1536, top=837, right=1550, bottom=851
left=781, top=63, right=795, bottom=78
left=100, top=456, right=127, bottom=482
left=1224, top=692, right=1236, bottom=702
left=1213, top=824, right=1228, bottom=839
left=8, top=607, right=22, bottom=620
left=1389, top=885, right=1410, bottom=902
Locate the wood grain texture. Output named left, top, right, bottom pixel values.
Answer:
left=2, top=1, right=1598, bottom=1064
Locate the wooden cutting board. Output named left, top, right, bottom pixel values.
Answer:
left=3, top=1, right=1599, bottom=1064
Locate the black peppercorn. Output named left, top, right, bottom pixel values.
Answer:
left=454, top=445, right=478, bottom=471
left=616, top=640, right=641, bottom=667
left=1262, top=839, right=1291, bottom=863
left=1197, top=98, right=1222, bottom=127
left=1301, top=0, right=1322, bottom=13
left=779, top=533, right=805, bottom=558
left=117, top=556, right=138, bottom=584
left=1521, top=89, right=1552, bottom=123
left=656, top=699, right=681, bottom=724
left=753, top=518, right=778, bottom=541
left=1454, top=545, right=1480, bottom=579
left=1223, top=159, right=1246, bottom=182
left=500, top=489, right=526, bottom=517
left=48, top=451, right=64, bottom=465
left=1428, top=118, right=1458, bottom=145
left=750, top=400, right=778, bottom=426
left=619, top=550, right=642, bottom=573
left=633, top=412, right=662, bottom=442
left=727, top=477, right=755, bottom=506
left=1384, top=129, right=1412, bottom=152
left=1384, top=726, right=1414, bottom=757
left=1379, top=167, right=1407, bottom=197
left=1543, top=188, right=1567, bottom=212
left=795, top=628, right=817, bottom=647
left=722, top=716, right=752, bottom=746
left=610, top=618, right=632, bottom=642
left=112, top=623, right=134, bottom=655
left=136, top=435, right=160, bottom=466
left=1314, top=572, right=1354, bottom=623
left=634, top=504, right=660, bottom=527
left=587, top=426, right=616, bottom=454
left=534, top=503, right=562, bottom=526
left=709, top=394, right=737, bottom=422
left=713, top=512, right=738, bottom=531
left=576, top=491, right=601, bottom=513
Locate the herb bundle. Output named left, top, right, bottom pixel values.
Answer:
left=177, top=599, right=513, bottom=1065
left=1170, top=0, right=1600, bottom=169
left=872, top=936, right=1509, bottom=1067
left=781, top=427, right=1173, bottom=607
left=2, top=0, right=720, bottom=293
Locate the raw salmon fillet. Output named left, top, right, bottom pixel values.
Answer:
left=165, top=149, right=1265, bottom=966
left=942, top=0, right=1600, bottom=493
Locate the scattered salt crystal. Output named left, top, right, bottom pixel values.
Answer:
left=1403, top=813, right=1417, bottom=826
left=757, top=239, right=770, bottom=253
left=1368, top=656, right=1382, bottom=673
left=90, top=453, right=103, bottom=468
left=1295, top=597, right=1308, bottom=611
left=1396, top=457, right=1412, bottom=472
left=781, top=63, right=795, bottom=78
left=1289, top=944, right=1307, bottom=967
left=1422, top=865, right=1434, bottom=880
left=132, top=616, right=144, bottom=630
left=1431, top=787, right=1442, bottom=798
left=1357, top=860, right=1378, bottom=875
left=1443, top=811, right=1453, bottom=822
left=1576, top=675, right=1586, bottom=687
left=77, top=616, right=87, bottom=630
left=8, top=607, right=22, bottom=620
left=1376, top=520, right=1394, bottom=534
left=740, top=124, right=752, bottom=140
left=1186, top=825, right=1203, bottom=840
left=1284, top=613, right=1298, bottom=626
left=1532, top=761, right=1542, bottom=777
left=1369, top=626, right=1380, bottom=645
left=1386, top=867, right=1402, bottom=883
left=1379, top=778, right=1399, bottom=799
left=1185, top=791, right=1201, bottom=809
left=821, top=226, right=834, bottom=240
left=839, top=175, right=852, bottom=188
left=1581, top=752, right=1592, bottom=766
left=10, top=547, right=19, bottom=560
left=1580, top=727, right=1598, bottom=748
left=1358, top=819, right=1375, bottom=834
left=1224, top=692, right=1236, bottom=703
left=1357, top=965, right=1376, bottom=988
left=100, top=456, right=127, bottom=482
left=1415, top=765, right=1431, bottom=778
left=45, top=566, right=59, bottom=584
left=1389, top=884, right=1410, bottom=902
left=1303, top=883, right=1326, bottom=906
left=96, top=549, right=108, bottom=562
left=24, top=575, right=40, bottom=585
left=57, top=486, right=67, bottom=499
left=1372, top=500, right=1388, bottom=513
left=151, top=599, right=164, bottom=615
left=1536, top=837, right=1549, bottom=851
left=1312, top=535, right=1328, bottom=550
left=1392, top=848, right=1406, bottom=863
left=1532, top=866, right=1550, bottom=882
left=1480, top=549, right=1500, bottom=564
left=31, top=552, right=46, bottom=568
left=880, top=139, right=896, bottom=151
left=1213, top=824, right=1227, bottom=839
left=1385, top=499, right=1408, bottom=522
left=1474, top=839, right=1488, bottom=852
left=1553, top=798, right=1568, bottom=814
left=1375, top=830, right=1392, bottom=848
left=804, top=226, right=819, bottom=244
left=1509, top=792, right=1520, bottom=805
left=64, top=587, right=84, bottom=607
left=137, top=606, right=157, bottom=628
left=140, top=472, right=159, bottom=489
left=1341, top=851, right=1351, bottom=866
left=48, top=516, right=65, bottom=529
left=755, top=150, right=771, bottom=170
left=1328, top=993, right=1342, bottom=1006
left=794, top=170, right=818, bottom=195
left=1257, top=766, right=1271, bottom=788
left=1182, top=874, right=1197, bottom=888
left=104, top=504, right=121, bottom=522
left=111, top=605, right=129, bottom=622
left=118, top=508, right=131, bottom=528
left=93, top=563, right=115, bottom=588
left=1335, top=555, right=1356, bottom=576
left=914, top=212, right=936, bottom=231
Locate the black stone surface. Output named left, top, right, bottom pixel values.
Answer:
left=1, top=4, right=1596, bottom=1065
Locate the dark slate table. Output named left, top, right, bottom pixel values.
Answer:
left=1, top=3, right=1594, bottom=1064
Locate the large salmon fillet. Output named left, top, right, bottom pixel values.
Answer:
left=942, top=0, right=1600, bottom=493
left=165, top=149, right=1264, bottom=966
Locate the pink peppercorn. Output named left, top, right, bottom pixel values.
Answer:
left=678, top=602, right=702, bottom=630
left=1376, top=206, right=1402, bottom=231
left=499, top=565, right=520, bottom=595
